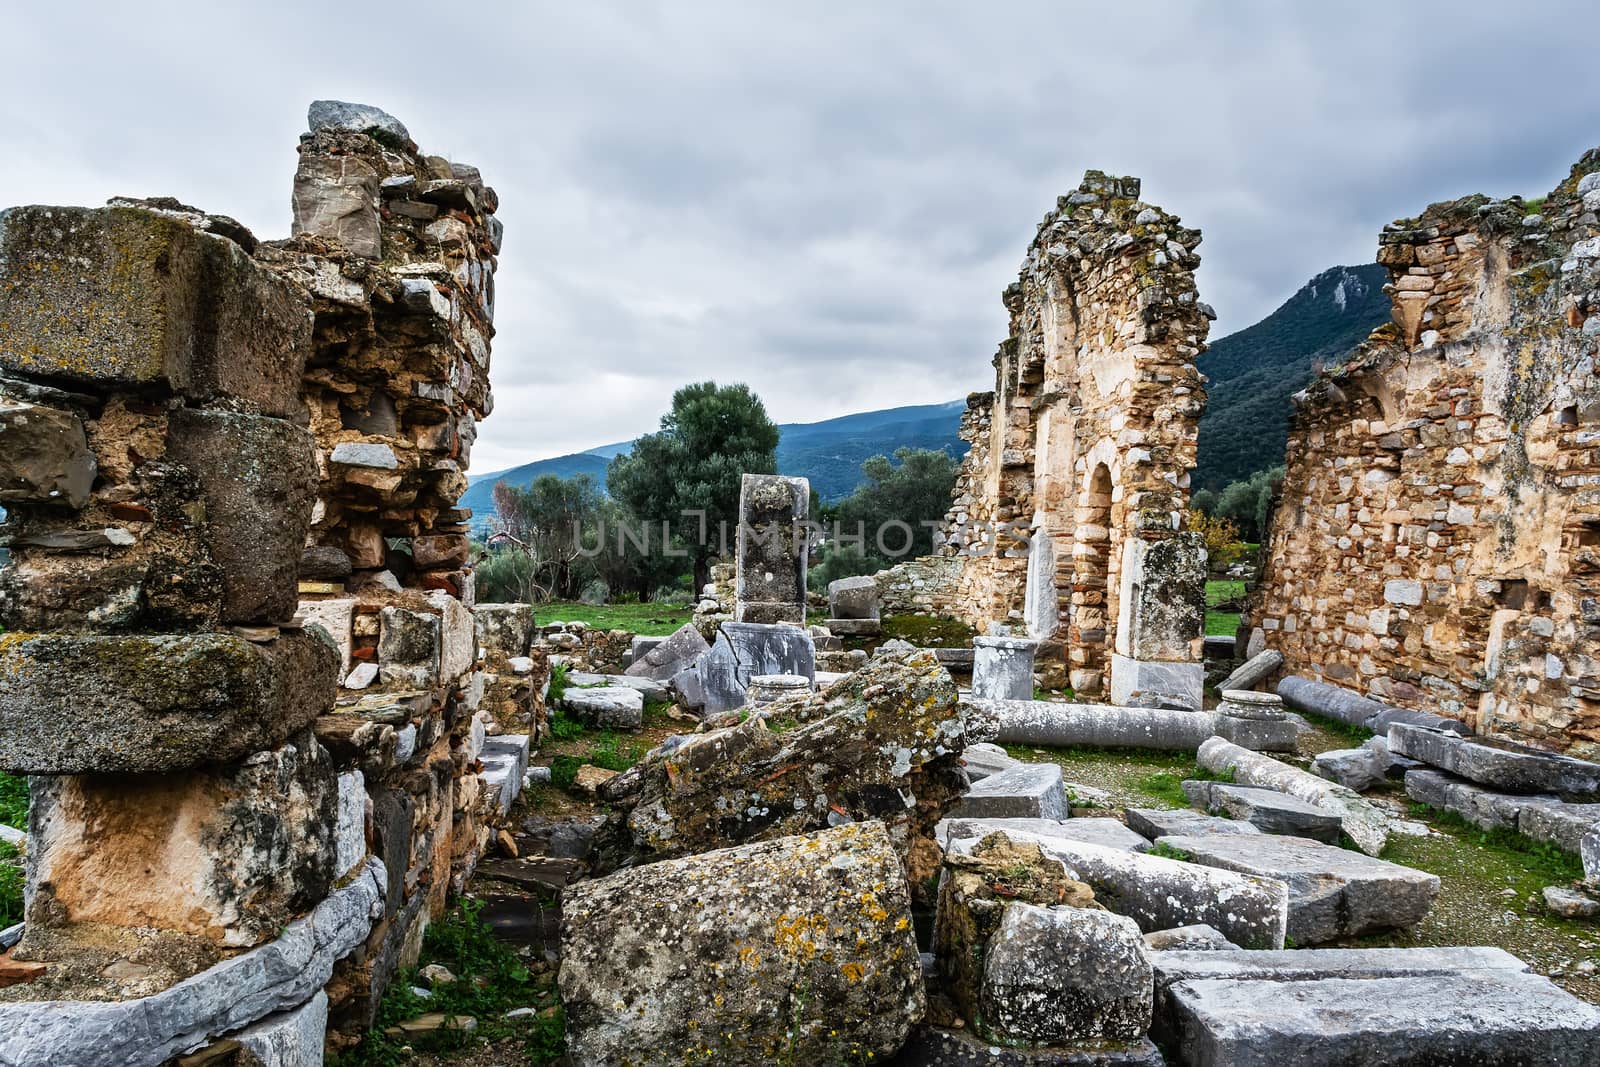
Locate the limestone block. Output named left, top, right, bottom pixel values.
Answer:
left=889, top=1025, right=1164, bottom=1065
left=952, top=763, right=1067, bottom=820
left=1109, top=653, right=1203, bottom=711
left=1125, top=809, right=1263, bottom=841
left=232, top=991, right=329, bottom=1067
left=308, top=99, right=412, bottom=142
left=1584, top=823, right=1600, bottom=885
left=334, top=770, right=368, bottom=878
left=1388, top=722, right=1600, bottom=796
left=0, top=399, right=95, bottom=509
left=1312, top=747, right=1386, bottom=793
left=827, top=575, right=880, bottom=620
left=1183, top=782, right=1342, bottom=842
left=560, top=822, right=922, bottom=1066
left=960, top=741, right=1020, bottom=782
left=24, top=730, right=338, bottom=947
left=291, top=150, right=381, bottom=259
left=940, top=816, right=1151, bottom=854
left=168, top=407, right=317, bottom=623
left=562, top=686, right=643, bottom=729
left=378, top=605, right=440, bottom=688
left=0, top=630, right=337, bottom=774
left=428, top=591, right=476, bottom=680
left=1157, top=833, right=1438, bottom=945
left=299, top=597, right=356, bottom=675
left=1115, top=533, right=1206, bottom=662
left=475, top=602, right=535, bottom=660
left=980, top=902, right=1152, bottom=1043
left=972, top=636, right=1036, bottom=700
left=0, top=861, right=383, bottom=1067
left=1217, top=650, right=1284, bottom=693
left=0, top=205, right=311, bottom=415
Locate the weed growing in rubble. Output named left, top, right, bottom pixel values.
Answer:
left=0, top=841, right=21, bottom=927
left=0, top=772, right=26, bottom=829
left=546, top=662, right=570, bottom=707
left=335, top=899, right=564, bottom=1066
left=547, top=708, right=585, bottom=741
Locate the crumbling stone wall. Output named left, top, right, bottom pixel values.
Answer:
left=0, top=102, right=528, bottom=1056
left=1254, top=148, right=1600, bottom=758
left=942, top=172, right=1211, bottom=703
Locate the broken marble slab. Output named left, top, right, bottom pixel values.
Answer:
left=561, top=686, right=643, bottom=729
left=939, top=816, right=1151, bottom=853
left=1182, top=781, right=1342, bottom=843
left=1124, top=808, right=1262, bottom=841
left=0, top=860, right=384, bottom=1067
left=960, top=741, right=1021, bottom=783
left=1389, top=722, right=1600, bottom=797
left=951, top=763, right=1067, bottom=820
left=887, top=1025, right=1164, bottom=1066
left=1160, top=967, right=1600, bottom=1066
left=1155, top=833, right=1438, bottom=945
left=1197, top=737, right=1389, bottom=855
left=1143, top=924, right=1239, bottom=952
left=1216, top=650, right=1283, bottom=694
left=1403, top=768, right=1600, bottom=853
left=567, top=672, right=671, bottom=705
left=946, top=829, right=1288, bottom=950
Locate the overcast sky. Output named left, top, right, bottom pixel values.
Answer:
left=4, top=3, right=1598, bottom=472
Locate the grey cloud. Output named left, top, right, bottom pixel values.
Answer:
left=4, top=1, right=1600, bottom=472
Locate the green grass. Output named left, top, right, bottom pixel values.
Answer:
left=546, top=662, right=569, bottom=707
left=1138, top=772, right=1191, bottom=807
left=881, top=615, right=977, bottom=647
left=1204, top=579, right=1245, bottom=637
left=0, top=772, right=26, bottom=830
left=0, top=840, right=21, bottom=928
left=333, top=900, right=564, bottom=1066
left=537, top=601, right=692, bottom=636
left=1405, top=803, right=1584, bottom=884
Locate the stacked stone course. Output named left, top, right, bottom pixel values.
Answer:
left=1254, top=147, right=1600, bottom=757
left=0, top=101, right=534, bottom=1061
left=941, top=172, right=1212, bottom=703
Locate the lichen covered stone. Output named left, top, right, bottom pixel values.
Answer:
left=560, top=821, right=923, bottom=1066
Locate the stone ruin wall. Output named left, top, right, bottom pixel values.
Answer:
left=941, top=172, right=1211, bottom=702
left=1253, top=148, right=1600, bottom=759
left=0, top=103, right=540, bottom=1051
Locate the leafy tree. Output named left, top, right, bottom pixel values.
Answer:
left=832, top=447, right=959, bottom=568
left=1186, top=508, right=1245, bottom=571
left=1212, top=466, right=1284, bottom=543
left=490, top=473, right=608, bottom=601
left=607, top=382, right=780, bottom=591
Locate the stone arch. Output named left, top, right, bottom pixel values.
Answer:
left=1069, top=461, right=1116, bottom=693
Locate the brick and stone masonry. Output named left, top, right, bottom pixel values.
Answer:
left=0, top=101, right=533, bottom=1057
left=1252, top=147, right=1600, bottom=758
left=938, top=172, right=1212, bottom=705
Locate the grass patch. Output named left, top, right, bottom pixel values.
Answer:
left=550, top=755, right=583, bottom=792
left=880, top=615, right=977, bottom=647
left=1405, top=803, right=1584, bottom=884
left=546, top=708, right=586, bottom=741
left=1205, top=580, right=1246, bottom=606
left=0, top=772, right=26, bottom=830
left=1205, top=611, right=1241, bottom=637
left=333, top=899, right=564, bottom=1066
left=1147, top=841, right=1190, bottom=861
left=587, top=731, right=644, bottom=772
left=1204, top=579, right=1245, bottom=638
left=1293, top=706, right=1374, bottom=746
left=537, top=601, right=692, bottom=636
left=0, top=840, right=21, bottom=927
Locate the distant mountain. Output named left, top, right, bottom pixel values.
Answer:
left=460, top=400, right=969, bottom=523
left=1195, top=264, right=1391, bottom=493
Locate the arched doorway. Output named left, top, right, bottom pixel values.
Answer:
left=1069, top=463, right=1114, bottom=694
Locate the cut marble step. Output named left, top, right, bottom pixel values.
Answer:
left=1159, top=967, right=1600, bottom=1066
left=1404, top=767, right=1600, bottom=853
left=960, top=741, right=1022, bottom=783
left=560, top=686, right=643, bottom=729
left=1388, top=721, right=1600, bottom=797
left=1155, top=833, right=1439, bottom=945
left=1182, top=781, right=1342, bottom=843
left=566, top=672, right=671, bottom=705
left=939, top=816, right=1151, bottom=853
left=950, top=762, right=1067, bottom=820
left=1125, top=808, right=1262, bottom=841
left=1143, top=924, right=1239, bottom=952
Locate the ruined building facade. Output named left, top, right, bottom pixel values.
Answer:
left=942, top=173, right=1212, bottom=706
left=1253, top=150, right=1600, bottom=759
left=0, top=103, right=534, bottom=1060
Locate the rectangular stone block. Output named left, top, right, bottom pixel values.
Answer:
left=1183, top=782, right=1342, bottom=843
left=952, top=763, right=1067, bottom=820
left=1109, top=653, right=1203, bottom=711
left=0, top=630, right=337, bottom=774
left=1156, top=833, right=1438, bottom=945
left=0, top=205, right=311, bottom=415
left=23, top=730, right=337, bottom=948
left=1162, top=970, right=1600, bottom=1066
left=1389, top=722, right=1600, bottom=796
left=0, top=398, right=95, bottom=509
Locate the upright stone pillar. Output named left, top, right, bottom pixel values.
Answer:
left=1109, top=533, right=1207, bottom=710
left=735, top=473, right=810, bottom=625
